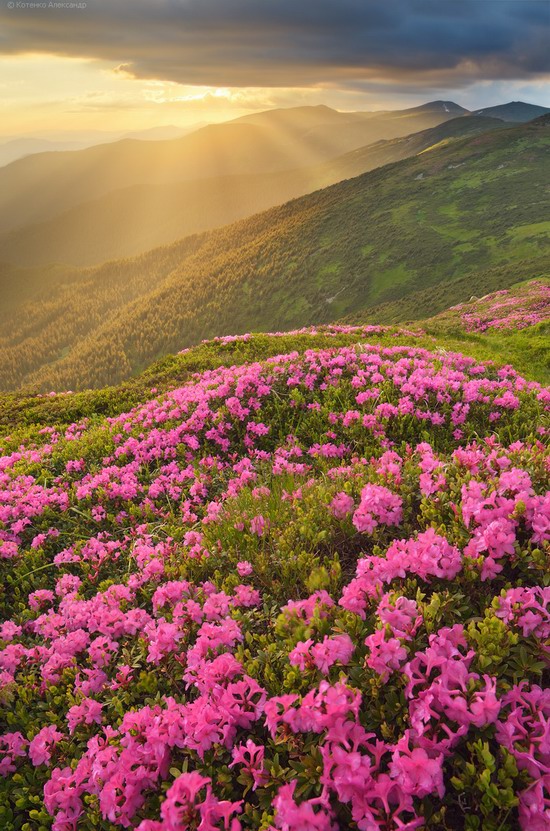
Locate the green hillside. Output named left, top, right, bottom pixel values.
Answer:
left=1, top=117, right=548, bottom=392
left=352, top=277, right=550, bottom=383
left=0, top=116, right=504, bottom=269
left=342, top=259, right=550, bottom=326
left=1, top=277, right=548, bottom=435
left=420, top=278, right=550, bottom=382
left=315, top=115, right=505, bottom=185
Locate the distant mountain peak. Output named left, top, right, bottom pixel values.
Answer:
left=429, top=100, right=464, bottom=109
left=428, top=99, right=460, bottom=106
left=471, top=101, right=550, bottom=122
left=402, top=100, right=469, bottom=116
left=232, top=104, right=343, bottom=129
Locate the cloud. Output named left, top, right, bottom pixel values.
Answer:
left=0, top=0, right=549, bottom=91
left=112, top=63, right=134, bottom=77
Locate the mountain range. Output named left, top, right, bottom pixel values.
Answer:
left=0, top=110, right=548, bottom=392
left=0, top=124, right=201, bottom=169
left=0, top=114, right=507, bottom=268
left=2, top=101, right=547, bottom=240
left=0, top=101, right=473, bottom=233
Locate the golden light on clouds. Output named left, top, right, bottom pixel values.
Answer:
left=0, top=51, right=368, bottom=141
left=1, top=48, right=548, bottom=141
left=0, top=0, right=546, bottom=142
left=0, top=54, right=295, bottom=139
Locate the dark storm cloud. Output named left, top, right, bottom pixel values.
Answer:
left=1, top=0, right=549, bottom=88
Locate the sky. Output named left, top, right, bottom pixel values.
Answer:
left=0, top=0, right=549, bottom=139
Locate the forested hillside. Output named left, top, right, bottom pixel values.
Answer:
left=0, top=117, right=548, bottom=392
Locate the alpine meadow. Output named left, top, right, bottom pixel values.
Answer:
left=0, top=4, right=549, bottom=831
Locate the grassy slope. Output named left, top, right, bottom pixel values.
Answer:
left=1, top=118, right=549, bottom=392
left=344, top=277, right=550, bottom=383
left=1, top=276, right=548, bottom=439
left=419, top=278, right=550, bottom=383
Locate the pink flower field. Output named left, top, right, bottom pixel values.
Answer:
left=0, top=337, right=548, bottom=830
left=452, top=280, right=550, bottom=333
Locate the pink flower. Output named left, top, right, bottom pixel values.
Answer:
left=66, top=698, right=103, bottom=734
left=250, top=515, right=267, bottom=537
left=390, top=739, right=445, bottom=799
left=311, top=635, right=355, bottom=675
left=0, top=621, right=22, bottom=642
left=160, top=772, right=210, bottom=829
left=518, top=778, right=550, bottom=831
left=159, top=771, right=242, bottom=831
left=352, top=484, right=402, bottom=534
left=43, top=765, right=83, bottom=828
left=230, top=740, right=267, bottom=790
left=0, top=732, right=27, bottom=775
left=365, top=630, right=407, bottom=681
left=28, top=589, right=55, bottom=611
left=272, top=781, right=336, bottom=831
left=29, top=725, right=63, bottom=767
left=289, top=639, right=314, bottom=671
left=144, top=620, right=182, bottom=664
left=470, top=677, right=501, bottom=727
left=329, top=492, right=354, bottom=520
left=340, top=529, right=461, bottom=618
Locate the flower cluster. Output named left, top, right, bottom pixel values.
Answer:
left=454, top=280, right=550, bottom=332
left=0, top=333, right=548, bottom=830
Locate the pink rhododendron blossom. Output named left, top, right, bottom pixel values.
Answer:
left=0, top=732, right=27, bottom=775
left=352, top=484, right=403, bottom=533
left=329, top=492, right=355, bottom=519
left=365, top=629, right=408, bottom=681
left=29, top=725, right=64, bottom=767
left=390, top=737, right=445, bottom=799
left=272, top=781, right=336, bottom=831
left=230, top=740, right=267, bottom=790
left=66, top=698, right=103, bottom=734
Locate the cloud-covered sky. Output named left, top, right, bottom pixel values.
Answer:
left=1, top=0, right=549, bottom=137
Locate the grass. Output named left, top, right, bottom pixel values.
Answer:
left=506, top=221, right=550, bottom=240
left=369, top=264, right=412, bottom=303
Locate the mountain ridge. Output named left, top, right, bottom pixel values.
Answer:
left=471, top=100, right=550, bottom=121
left=0, top=114, right=507, bottom=268
left=0, top=98, right=534, bottom=235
